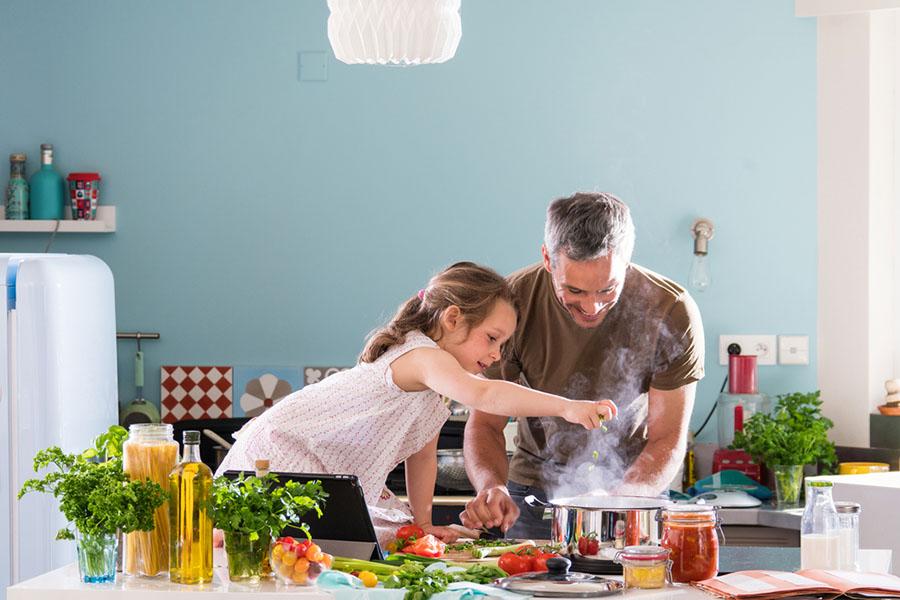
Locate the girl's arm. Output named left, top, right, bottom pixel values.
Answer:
left=404, top=432, right=460, bottom=543
left=393, top=347, right=616, bottom=429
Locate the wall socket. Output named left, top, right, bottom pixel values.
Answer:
left=718, top=335, right=777, bottom=366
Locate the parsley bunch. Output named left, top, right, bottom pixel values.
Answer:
left=731, top=391, right=837, bottom=471
left=383, top=562, right=507, bottom=600
left=18, top=426, right=168, bottom=540
left=208, top=473, right=327, bottom=542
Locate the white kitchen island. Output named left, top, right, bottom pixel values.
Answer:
left=7, top=563, right=720, bottom=600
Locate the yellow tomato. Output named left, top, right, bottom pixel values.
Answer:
left=292, top=571, right=309, bottom=585
left=272, top=544, right=284, bottom=559
left=282, top=550, right=297, bottom=566
left=279, top=563, right=294, bottom=578
left=305, top=543, right=323, bottom=562
left=321, top=553, right=333, bottom=569
left=358, top=571, right=378, bottom=588
left=294, top=558, right=310, bottom=573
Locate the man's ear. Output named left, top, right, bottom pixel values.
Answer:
left=541, top=245, right=553, bottom=273
left=441, top=305, right=463, bottom=332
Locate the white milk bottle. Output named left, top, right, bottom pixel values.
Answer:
left=800, top=480, right=840, bottom=570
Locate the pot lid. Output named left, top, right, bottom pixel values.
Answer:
left=546, top=494, right=669, bottom=510
left=493, top=557, right=624, bottom=598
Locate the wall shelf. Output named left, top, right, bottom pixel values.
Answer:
left=0, top=206, right=116, bottom=233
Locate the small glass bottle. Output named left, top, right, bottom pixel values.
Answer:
left=6, top=153, right=29, bottom=220
left=123, top=423, right=179, bottom=577
left=169, top=430, right=213, bottom=584
left=835, top=501, right=861, bottom=571
left=801, top=480, right=840, bottom=570
left=29, top=144, right=65, bottom=219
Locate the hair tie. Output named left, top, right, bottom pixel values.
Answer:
left=417, top=289, right=426, bottom=301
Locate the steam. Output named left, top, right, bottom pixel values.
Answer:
left=537, top=292, right=693, bottom=501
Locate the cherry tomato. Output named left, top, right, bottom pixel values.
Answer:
left=358, top=571, right=378, bottom=588
left=578, top=532, right=599, bottom=556
left=498, top=551, right=533, bottom=575
left=306, top=543, right=324, bottom=563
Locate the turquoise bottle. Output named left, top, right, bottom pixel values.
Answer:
left=5, top=153, right=28, bottom=220
left=29, top=144, right=65, bottom=220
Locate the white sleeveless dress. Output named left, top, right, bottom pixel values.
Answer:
left=216, top=330, right=451, bottom=546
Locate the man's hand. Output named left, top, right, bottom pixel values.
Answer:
left=459, top=485, right=520, bottom=533
left=420, top=524, right=461, bottom=543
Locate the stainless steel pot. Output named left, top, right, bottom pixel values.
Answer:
left=525, top=495, right=671, bottom=563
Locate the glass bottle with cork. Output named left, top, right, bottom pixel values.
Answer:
left=168, top=430, right=213, bottom=584
left=254, top=459, right=273, bottom=577
left=6, top=153, right=28, bottom=220
left=29, top=143, right=65, bottom=219
left=801, top=480, right=840, bottom=570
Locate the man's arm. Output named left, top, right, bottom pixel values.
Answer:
left=459, top=409, right=520, bottom=532
left=616, top=382, right=696, bottom=496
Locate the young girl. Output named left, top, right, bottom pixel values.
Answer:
left=216, top=262, right=616, bottom=546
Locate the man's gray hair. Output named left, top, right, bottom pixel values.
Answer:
left=544, top=192, right=635, bottom=265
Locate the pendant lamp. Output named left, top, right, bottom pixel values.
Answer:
left=327, top=0, right=462, bottom=66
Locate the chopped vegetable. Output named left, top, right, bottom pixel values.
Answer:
left=470, top=540, right=535, bottom=559
left=401, top=534, right=446, bottom=558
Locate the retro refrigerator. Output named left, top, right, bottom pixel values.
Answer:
left=0, top=254, right=118, bottom=598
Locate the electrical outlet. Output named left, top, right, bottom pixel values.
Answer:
left=778, top=335, right=809, bottom=365
left=718, top=335, right=777, bottom=366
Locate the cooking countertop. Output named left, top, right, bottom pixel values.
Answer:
left=6, top=562, right=721, bottom=600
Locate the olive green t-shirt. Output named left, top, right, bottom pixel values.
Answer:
left=488, top=262, right=705, bottom=492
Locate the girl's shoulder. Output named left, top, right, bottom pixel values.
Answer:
left=376, top=329, right=437, bottom=362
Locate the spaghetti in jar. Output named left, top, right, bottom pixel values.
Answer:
left=659, top=505, right=720, bottom=583
left=123, top=423, right=179, bottom=577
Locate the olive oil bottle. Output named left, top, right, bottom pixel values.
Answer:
left=168, top=430, right=213, bottom=584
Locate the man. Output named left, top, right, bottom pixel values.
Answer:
left=460, top=192, right=704, bottom=539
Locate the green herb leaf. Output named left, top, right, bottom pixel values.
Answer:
left=730, top=391, right=837, bottom=472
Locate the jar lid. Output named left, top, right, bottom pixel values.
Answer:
left=67, top=172, right=101, bottom=181
left=835, top=501, right=861, bottom=513
left=617, top=545, right=670, bottom=562
left=494, top=557, right=623, bottom=598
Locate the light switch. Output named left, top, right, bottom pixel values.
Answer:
left=778, top=335, right=809, bottom=365
left=298, top=51, right=328, bottom=82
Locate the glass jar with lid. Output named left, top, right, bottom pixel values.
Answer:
left=123, top=423, right=179, bottom=577
left=614, top=545, right=670, bottom=589
left=659, top=505, right=720, bottom=583
left=834, top=501, right=861, bottom=571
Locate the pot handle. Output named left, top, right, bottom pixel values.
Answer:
left=523, top=495, right=551, bottom=508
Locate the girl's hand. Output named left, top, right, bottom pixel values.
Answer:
left=563, top=399, right=617, bottom=429
left=421, top=524, right=461, bottom=543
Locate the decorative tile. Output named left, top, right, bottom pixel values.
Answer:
left=160, top=366, right=233, bottom=423
left=233, top=366, right=302, bottom=418
left=303, top=366, right=352, bottom=386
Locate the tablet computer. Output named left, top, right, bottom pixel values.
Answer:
left=223, top=471, right=383, bottom=561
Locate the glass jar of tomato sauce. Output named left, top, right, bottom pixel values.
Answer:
left=658, top=505, right=721, bottom=583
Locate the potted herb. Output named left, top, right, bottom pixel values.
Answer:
left=18, top=426, right=168, bottom=583
left=731, top=391, right=837, bottom=507
left=209, top=473, right=326, bottom=582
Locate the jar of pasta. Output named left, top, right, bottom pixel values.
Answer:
left=123, top=424, right=179, bottom=577
left=659, top=505, right=721, bottom=583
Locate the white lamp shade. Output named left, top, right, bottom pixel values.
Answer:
left=327, top=0, right=462, bottom=66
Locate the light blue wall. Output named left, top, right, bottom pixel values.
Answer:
left=0, top=0, right=816, bottom=444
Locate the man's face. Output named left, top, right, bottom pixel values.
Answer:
left=542, top=246, right=628, bottom=329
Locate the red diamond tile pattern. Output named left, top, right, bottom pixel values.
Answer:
left=160, top=366, right=233, bottom=423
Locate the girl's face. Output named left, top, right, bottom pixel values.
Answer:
left=439, top=300, right=517, bottom=374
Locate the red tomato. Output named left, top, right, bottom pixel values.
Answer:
left=578, top=533, right=599, bottom=556
left=396, top=525, right=425, bottom=540
left=498, top=552, right=533, bottom=575
left=532, top=552, right=560, bottom=572
left=401, top=534, right=445, bottom=558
